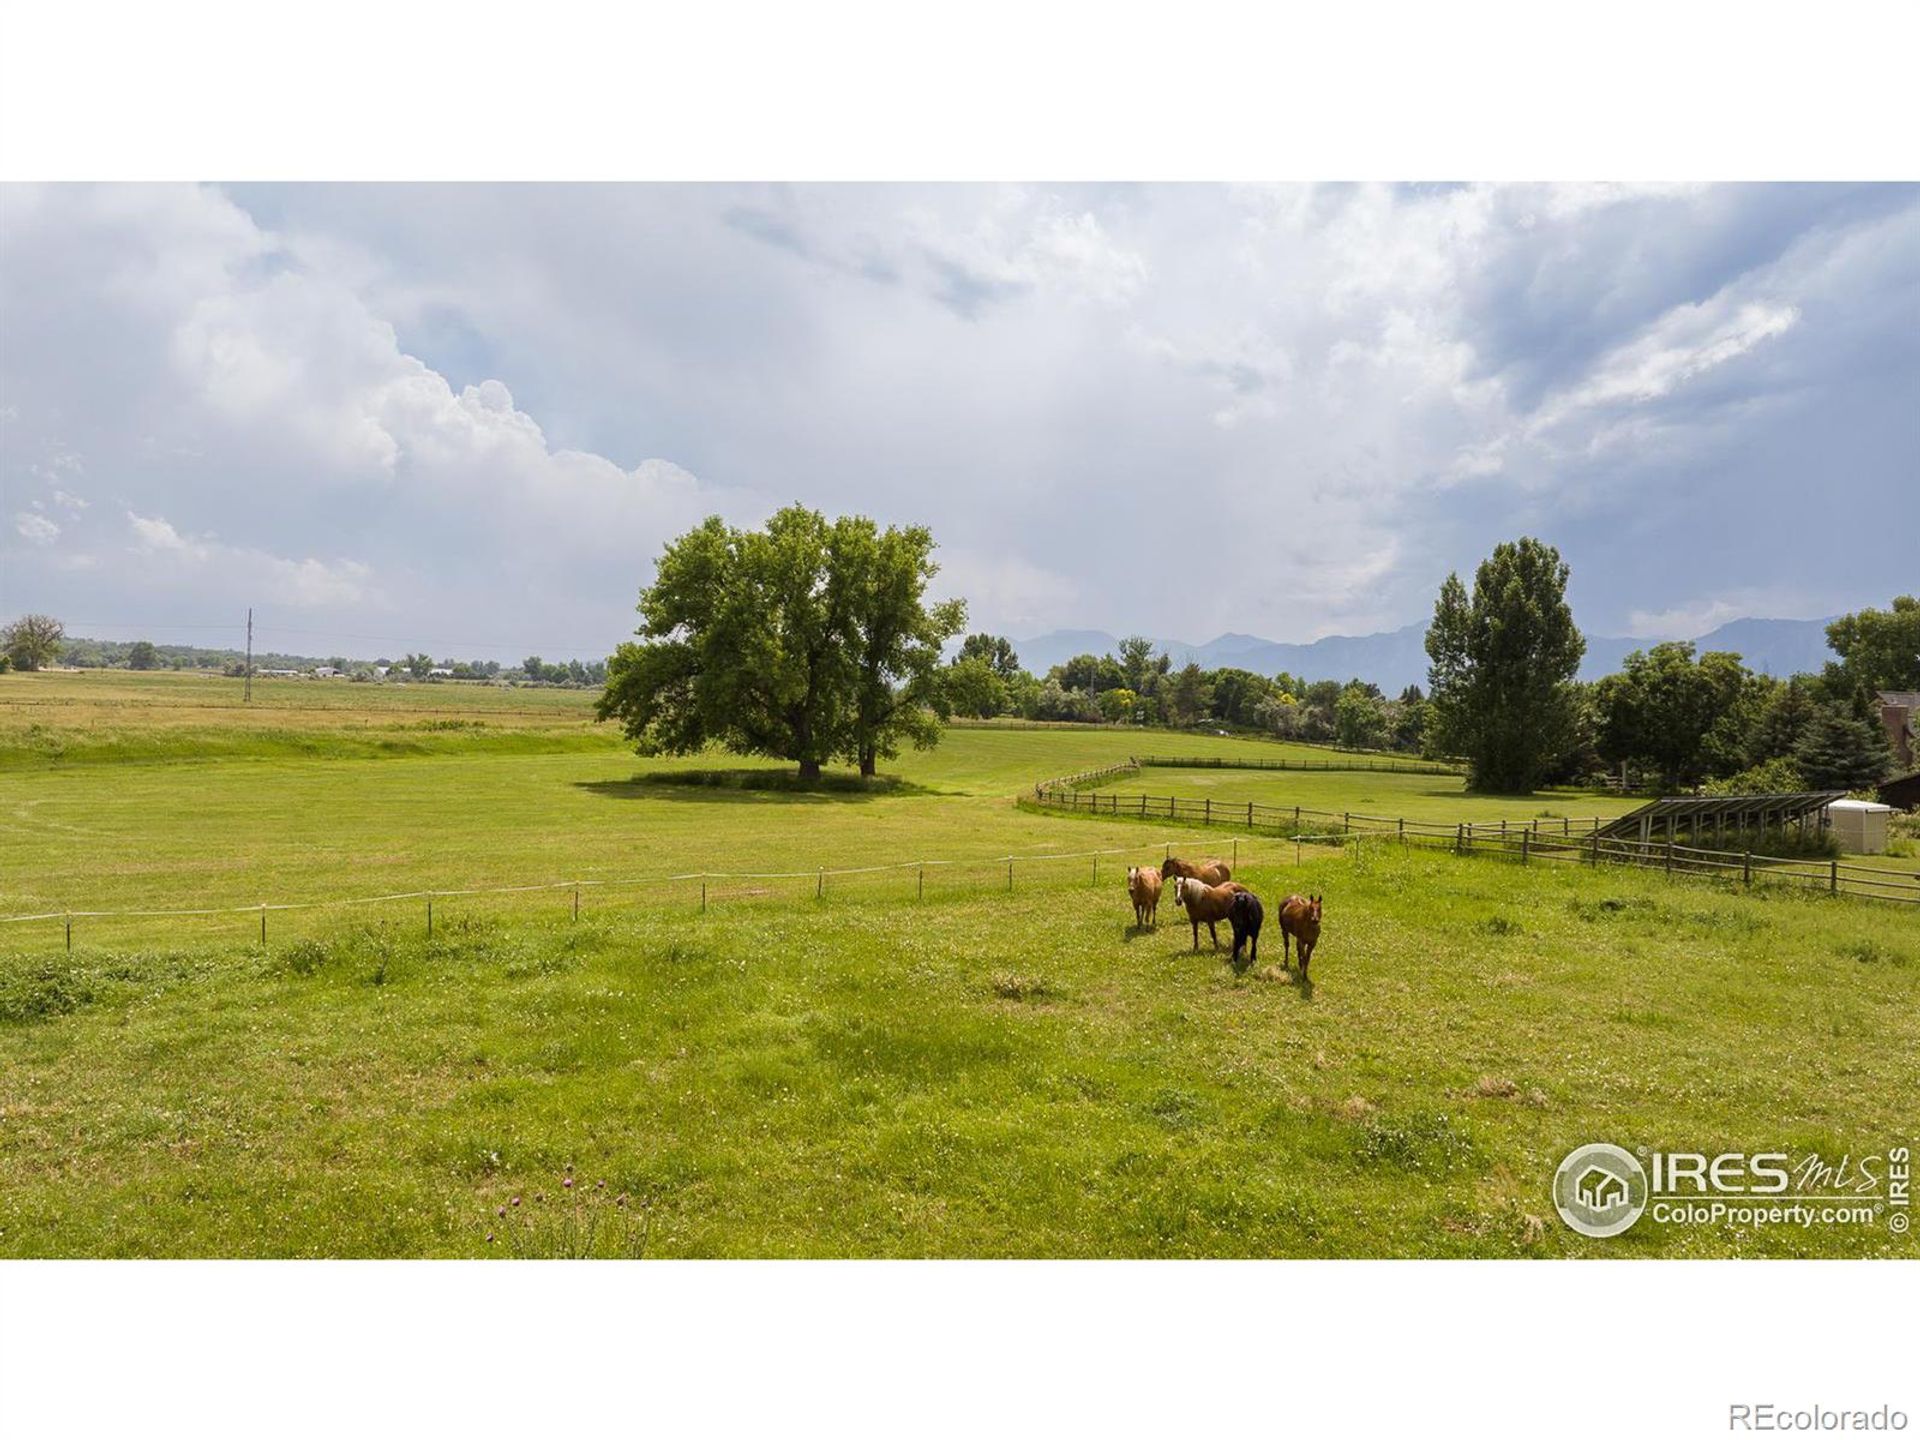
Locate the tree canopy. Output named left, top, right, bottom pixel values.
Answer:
left=2, top=614, right=64, bottom=672
left=1824, top=595, right=1920, bottom=695
left=1594, top=643, right=1755, bottom=790
left=597, top=507, right=964, bottom=779
left=1425, top=538, right=1586, bottom=793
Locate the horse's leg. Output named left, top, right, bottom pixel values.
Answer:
left=1208, top=920, right=1219, bottom=950
left=1191, top=919, right=1200, bottom=951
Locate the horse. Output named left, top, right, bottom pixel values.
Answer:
left=1162, top=854, right=1232, bottom=888
left=1277, top=893, right=1322, bottom=974
left=1125, top=865, right=1162, bottom=928
left=1227, top=890, right=1264, bottom=972
left=1172, top=875, right=1247, bottom=951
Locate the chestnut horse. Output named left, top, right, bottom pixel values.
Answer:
left=1125, top=865, right=1162, bottom=928
left=1277, top=893, right=1322, bottom=974
left=1162, top=854, right=1232, bottom=888
left=1172, top=875, right=1247, bottom=951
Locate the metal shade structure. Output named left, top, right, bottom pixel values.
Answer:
left=1594, top=792, right=1848, bottom=846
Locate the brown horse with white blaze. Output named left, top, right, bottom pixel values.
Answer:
left=1172, top=875, right=1248, bottom=951
left=1277, top=894, right=1323, bottom=974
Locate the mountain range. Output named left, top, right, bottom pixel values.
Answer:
left=1013, top=617, right=1840, bottom=694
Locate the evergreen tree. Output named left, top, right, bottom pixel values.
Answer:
left=1424, top=538, right=1586, bottom=793
left=1793, top=693, right=1895, bottom=791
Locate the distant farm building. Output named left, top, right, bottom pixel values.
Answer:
left=1879, top=771, right=1920, bottom=812
left=1593, top=792, right=1845, bottom=849
left=1879, top=691, right=1919, bottom=770
left=1826, top=798, right=1894, bottom=855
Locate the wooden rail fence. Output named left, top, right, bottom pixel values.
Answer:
left=1028, top=783, right=1920, bottom=906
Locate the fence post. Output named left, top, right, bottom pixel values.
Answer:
left=817, top=869, right=824, bottom=900
left=427, top=896, right=433, bottom=937
left=66, top=910, right=72, bottom=953
left=573, top=885, right=580, bottom=922
left=1232, top=839, right=1238, bottom=867
left=1830, top=858, right=1838, bottom=895
left=1521, top=832, right=1529, bottom=865
left=260, top=902, right=267, bottom=945
left=1343, top=812, right=1350, bottom=835
left=918, top=865, right=924, bottom=901
left=1665, top=843, right=1673, bottom=878
left=1295, top=806, right=1301, bottom=829
left=1456, top=823, right=1464, bottom=855
left=1205, top=798, right=1211, bottom=825
left=1743, top=852, right=1752, bottom=888
left=1399, top=817, right=1405, bottom=847
left=1008, top=858, right=1014, bottom=892
left=1247, top=801, right=1254, bottom=828
left=701, top=879, right=707, bottom=912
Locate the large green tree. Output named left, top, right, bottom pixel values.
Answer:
left=1593, top=643, right=1753, bottom=790
left=1334, top=683, right=1388, bottom=750
left=1207, top=667, right=1275, bottom=729
left=2, top=613, right=64, bottom=671
left=1166, top=663, right=1213, bottom=727
left=1747, top=675, right=1819, bottom=767
left=598, top=507, right=961, bottom=780
left=944, top=656, right=1008, bottom=719
left=1823, top=595, right=1920, bottom=695
left=1794, top=690, right=1896, bottom=791
left=832, top=517, right=967, bottom=776
left=956, top=632, right=1021, bottom=681
left=1425, top=538, right=1586, bottom=793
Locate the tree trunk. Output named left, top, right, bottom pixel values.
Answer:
left=798, top=757, right=822, bottom=782
left=859, top=747, right=876, bottom=778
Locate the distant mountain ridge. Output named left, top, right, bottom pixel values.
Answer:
left=1013, top=617, right=1839, bottom=694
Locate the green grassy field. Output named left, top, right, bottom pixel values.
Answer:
left=2, top=670, right=1915, bottom=1258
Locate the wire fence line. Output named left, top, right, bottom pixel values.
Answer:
left=1027, top=784, right=1920, bottom=906
left=0, top=826, right=1338, bottom=951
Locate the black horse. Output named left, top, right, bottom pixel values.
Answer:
left=1228, top=890, right=1264, bottom=972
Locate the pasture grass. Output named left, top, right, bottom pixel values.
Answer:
left=3, top=671, right=1915, bottom=1257
left=3, top=844, right=1915, bottom=1257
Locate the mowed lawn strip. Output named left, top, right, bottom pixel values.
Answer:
left=1, top=846, right=1914, bottom=1258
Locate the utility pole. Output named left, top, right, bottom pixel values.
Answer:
left=243, top=607, right=254, bottom=703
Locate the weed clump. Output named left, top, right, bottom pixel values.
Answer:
left=1357, top=1111, right=1478, bottom=1174
left=485, top=1167, right=654, bottom=1259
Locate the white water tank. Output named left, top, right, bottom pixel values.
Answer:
left=1826, top=798, right=1893, bottom=854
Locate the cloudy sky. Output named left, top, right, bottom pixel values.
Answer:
left=1, top=182, right=1914, bottom=661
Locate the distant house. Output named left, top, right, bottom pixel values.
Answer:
left=312, top=666, right=338, bottom=678
left=259, top=668, right=301, bottom=678
left=1878, top=691, right=1919, bottom=770
left=1879, top=771, right=1920, bottom=813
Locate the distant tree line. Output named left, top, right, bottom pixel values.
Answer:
left=3, top=625, right=609, bottom=687
left=944, top=628, right=1435, bottom=754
